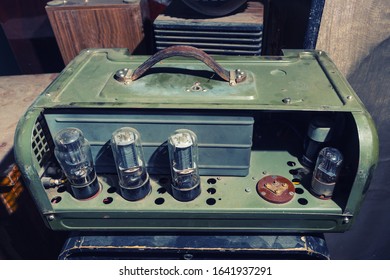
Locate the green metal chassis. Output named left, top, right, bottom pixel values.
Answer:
left=14, top=49, right=378, bottom=232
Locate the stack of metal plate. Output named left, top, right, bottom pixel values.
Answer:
left=153, top=1, right=264, bottom=55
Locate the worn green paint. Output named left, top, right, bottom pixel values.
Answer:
left=14, top=48, right=378, bottom=232
left=36, top=49, right=365, bottom=111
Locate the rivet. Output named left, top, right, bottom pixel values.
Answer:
left=183, top=253, right=193, bottom=260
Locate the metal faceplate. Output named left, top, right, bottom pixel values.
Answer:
left=14, top=48, right=378, bottom=232
left=36, top=49, right=361, bottom=111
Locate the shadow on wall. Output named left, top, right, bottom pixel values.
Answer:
left=0, top=26, right=19, bottom=76
left=325, top=37, right=390, bottom=259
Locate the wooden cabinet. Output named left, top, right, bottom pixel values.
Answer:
left=46, top=0, right=151, bottom=65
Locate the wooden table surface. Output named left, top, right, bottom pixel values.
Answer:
left=0, top=74, right=57, bottom=166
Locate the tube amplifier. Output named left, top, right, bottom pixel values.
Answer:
left=14, top=46, right=378, bottom=232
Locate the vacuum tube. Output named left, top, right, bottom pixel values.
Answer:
left=111, top=127, right=150, bottom=201
left=311, top=147, right=343, bottom=199
left=168, top=129, right=201, bottom=201
left=301, top=116, right=334, bottom=168
left=54, top=128, right=99, bottom=199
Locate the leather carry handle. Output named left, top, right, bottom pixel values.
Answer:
left=127, top=46, right=246, bottom=85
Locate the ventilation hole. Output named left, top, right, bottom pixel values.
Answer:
left=155, top=198, right=165, bottom=205
left=207, top=178, right=217, bottom=184
left=289, top=169, right=298, bottom=175
left=107, top=187, right=117, bottom=194
left=292, top=178, right=301, bottom=185
left=218, top=198, right=222, bottom=201
left=31, top=117, right=54, bottom=169
left=206, top=198, right=216, bottom=205
left=287, top=161, right=296, bottom=167
left=103, top=197, right=113, bottom=204
left=57, top=186, right=67, bottom=193
left=158, top=177, right=169, bottom=185
left=207, top=188, right=216, bottom=195
left=295, top=188, right=304, bottom=194
left=157, top=187, right=167, bottom=194
left=51, top=196, right=62, bottom=204
left=298, top=198, right=308, bottom=205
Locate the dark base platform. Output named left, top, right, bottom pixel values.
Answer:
left=59, top=233, right=329, bottom=260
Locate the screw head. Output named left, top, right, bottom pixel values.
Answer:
left=343, top=217, right=350, bottom=224
left=48, top=215, right=55, bottom=221
left=245, top=188, right=251, bottom=193
left=115, top=68, right=132, bottom=83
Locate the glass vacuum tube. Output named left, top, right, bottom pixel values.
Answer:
left=168, top=129, right=201, bottom=201
left=54, top=128, right=99, bottom=199
left=111, top=127, right=150, bottom=201
left=311, top=147, right=343, bottom=199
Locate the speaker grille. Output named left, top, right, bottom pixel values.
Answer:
left=32, top=114, right=54, bottom=168
left=154, top=1, right=264, bottom=56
